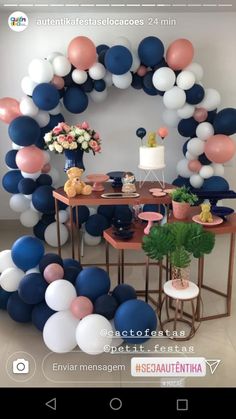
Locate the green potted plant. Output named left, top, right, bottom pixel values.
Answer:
left=171, top=186, right=198, bottom=220
left=142, top=222, right=215, bottom=289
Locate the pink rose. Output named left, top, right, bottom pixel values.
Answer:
left=93, top=132, right=100, bottom=140
left=52, top=126, right=63, bottom=135
left=66, top=134, right=74, bottom=143
left=58, top=135, right=66, bottom=143
left=75, top=123, right=82, bottom=128
left=89, top=140, right=97, bottom=150
left=59, top=122, right=71, bottom=132
left=81, top=121, right=89, bottom=130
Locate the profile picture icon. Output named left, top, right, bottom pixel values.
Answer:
left=8, top=11, right=29, bottom=32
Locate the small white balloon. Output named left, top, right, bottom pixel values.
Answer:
left=9, top=194, right=30, bottom=212
left=21, top=171, right=41, bottom=180
left=176, top=159, right=194, bottom=178
left=199, top=165, right=214, bottom=179
left=0, top=267, right=25, bottom=292
left=52, top=55, right=71, bottom=77
left=44, top=222, right=69, bottom=247
left=49, top=103, right=62, bottom=115
left=12, top=143, right=23, bottom=150
left=34, top=110, right=50, bottom=127
left=185, top=151, right=196, bottom=160
left=72, top=69, right=88, bottom=84
left=112, top=72, right=132, bottom=89
left=196, top=122, right=214, bottom=141
left=57, top=210, right=69, bottom=224
left=45, top=279, right=77, bottom=311
left=190, top=174, right=204, bottom=188
left=20, top=96, right=39, bottom=117
left=21, top=76, right=37, bottom=96
left=20, top=208, right=40, bottom=227
left=84, top=232, right=102, bottom=246
left=130, top=51, right=140, bottom=73
left=162, top=109, right=180, bottom=128
left=76, top=314, right=113, bottom=355
left=113, top=36, right=131, bottom=49
left=177, top=103, right=195, bottom=119
left=163, top=86, right=186, bottom=110
left=177, top=71, right=195, bottom=90
left=28, top=58, right=53, bottom=83
left=89, top=63, right=106, bottom=80
left=46, top=51, right=63, bottom=63
left=187, top=137, right=205, bottom=156
left=43, top=310, right=78, bottom=353
left=152, top=67, right=176, bottom=92
left=0, top=250, right=16, bottom=273
left=184, top=62, right=204, bottom=82
left=197, top=88, right=221, bottom=111
left=103, top=72, right=113, bottom=87
left=90, top=89, right=108, bottom=102
left=88, top=206, right=97, bottom=216
left=212, top=163, right=225, bottom=176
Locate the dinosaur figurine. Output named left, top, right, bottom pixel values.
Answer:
left=199, top=203, right=213, bottom=223
left=147, top=131, right=157, bottom=147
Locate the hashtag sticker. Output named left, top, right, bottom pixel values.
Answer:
left=131, top=357, right=206, bottom=377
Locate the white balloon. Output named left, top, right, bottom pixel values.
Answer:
left=9, top=194, right=30, bottom=212
left=163, top=87, right=186, bottom=110
left=52, top=56, right=71, bottom=77
left=12, top=143, right=23, bottom=150
left=49, top=103, right=62, bottom=115
left=44, top=222, right=69, bottom=247
left=187, top=137, right=205, bottom=156
left=48, top=167, right=60, bottom=186
left=199, top=165, right=214, bottom=179
left=162, top=109, right=180, bottom=128
left=20, top=208, right=40, bottom=227
left=76, top=314, right=113, bottom=355
left=46, top=51, right=63, bottom=63
left=197, top=88, right=221, bottom=111
left=26, top=267, right=39, bottom=274
left=0, top=267, right=24, bottom=292
left=57, top=210, right=69, bottom=224
left=0, top=250, right=16, bottom=273
left=45, top=280, right=77, bottom=311
left=177, top=103, right=195, bottom=119
left=113, top=36, right=131, bottom=49
left=190, top=174, right=204, bottom=188
left=43, top=310, right=78, bottom=353
left=43, top=151, right=51, bottom=164
left=34, top=110, right=50, bottom=127
left=185, top=151, right=196, bottom=160
left=30, top=201, right=40, bottom=213
left=212, top=163, right=225, bottom=176
left=152, top=67, right=175, bottom=92
left=72, top=69, right=88, bottom=84
left=28, top=58, right=53, bottom=83
left=103, top=72, right=113, bottom=87
left=130, top=51, right=140, bottom=73
left=90, top=89, right=108, bottom=102
left=196, top=122, right=214, bottom=141
left=24, top=194, right=32, bottom=200
left=21, top=76, right=37, bottom=96
left=112, top=72, right=132, bottom=89
left=88, top=206, right=97, bottom=216
left=184, top=62, right=204, bottom=82
left=89, top=63, right=106, bottom=80
left=176, top=159, right=194, bottom=178
left=20, top=96, right=39, bottom=117
left=177, top=71, right=195, bottom=90
left=84, top=232, right=102, bottom=246
left=21, top=171, right=41, bottom=180
left=110, top=319, right=123, bottom=348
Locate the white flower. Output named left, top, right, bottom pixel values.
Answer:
left=49, top=144, right=54, bottom=151
left=84, top=132, right=91, bottom=141
left=62, top=141, right=69, bottom=149
left=69, top=142, right=78, bottom=150
left=44, top=132, right=52, bottom=143
left=82, top=141, right=88, bottom=150
left=78, top=135, right=85, bottom=143
left=75, top=128, right=85, bottom=136
left=55, top=143, right=63, bottom=153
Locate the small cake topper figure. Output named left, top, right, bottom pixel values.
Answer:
left=122, top=171, right=136, bottom=193
left=147, top=131, right=157, bottom=147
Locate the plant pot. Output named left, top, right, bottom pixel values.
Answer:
left=64, top=149, right=85, bottom=172
left=172, top=200, right=190, bottom=220
left=171, top=266, right=189, bottom=290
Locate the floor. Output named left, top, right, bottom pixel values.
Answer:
left=0, top=221, right=236, bottom=388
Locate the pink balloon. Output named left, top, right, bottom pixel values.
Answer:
left=70, top=296, right=93, bottom=319
left=157, top=126, right=169, bottom=139
left=51, top=75, right=65, bottom=90
left=16, top=146, right=45, bottom=173
left=205, top=134, right=236, bottom=163
left=193, top=108, right=208, bottom=123
left=68, top=36, right=97, bottom=70
left=188, top=159, right=202, bottom=172
left=166, top=39, right=194, bottom=70
left=0, top=97, right=21, bottom=124
left=43, top=263, right=64, bottom=283
left=137, top=65, right=148, bottom=77
left=41, top=163, right=51, bottom=173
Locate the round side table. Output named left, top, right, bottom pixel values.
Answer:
left=160, top=280, right=199, bottom=341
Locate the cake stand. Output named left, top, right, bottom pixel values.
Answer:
left=138, top=211, right=163, bottom=235
left=86, top=174, right=109, bottom=191
left=107, top=171, right=124, bottom=188
left=138, top=165, right=165, bottom=189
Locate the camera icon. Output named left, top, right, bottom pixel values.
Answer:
left=12, top=359, right=29, bottom=374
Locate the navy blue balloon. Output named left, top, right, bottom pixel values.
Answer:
left=58, top=87, right=66, bottom=98
left=36, top=174, right=52, bottom=187
left=114, top=299, right=157, bottom=344
left=39, top=253, right=63, bottom=274
left=63, top=68, right=75, bottom=87
left=81, top=76, right=94, bottom=93
left=94, top=80, right=106, bottom=92
left=32, top=83, right=60, bottom=111
left=114, top=205, right=133, bottom=223
left=63, top=258, right=82, bottom=271
left=32, top=302, right=55, bottom=331
left=63, top=86, right=88, bottom=113
left=72, top=206, right=90, bottom=224
left=32, top=185, right=55, bottom=214
left=172, top=177, right=191, bottom=188
left=75, top=267, right=110, bottom=302
left=85, top=214, right=110, bottom=237
left=41, top=214, right=56, bottom=224
left=7, top=292, right=34, bottom=323
left=143, top=71, right=158, bottom=96
left=8, top=116, right=40, bottom=146
left=131, top=74, right=143, bottom=90
left=185, top=84, right=205, bottom=105
left=12, top=235, right=44, bottom=271
left=138, top=36, right=164, bottom=67
left=112, top=284, right=137, bottom=305
left=136, top=127, right=146, bottom=140
left=143, top=204, right=165, bottom=217
left=202, top=176, right=229, bottom=192
left=18, top=273, right=47, bottom=305
left=198, top=153, right=212, bottom=165
left=153, top=57, right=168, bottom=70
left=42, top=114, right=65, bottom=134
left=63, top=266, right=82, bottom=285
left=98, top=50, right=107, bottom=66
left=5, top=150, right=18, bottom=169
left=182, top=139, right=190, bottom=156
left=213, top=108, right=236, bottom=135
left=0, top=287, right=12, bottom=310
left=98, top=205, right=115, bottom=220
left=96, top=44, right=109, bottom=54
left=18, top=178, right=37, bottom=195
left=105, top=45, right=133, bottom=75
left=94, top=295, right=118, bottom=320
left=178, top=118, right=198, bottom=138
left=35, top=135, right=46, bottom=150
left=33, top=220, right=50, bottom=240
left=206, top=109, right=217, bottom=124
left=2, top=170, right=23, bottom=193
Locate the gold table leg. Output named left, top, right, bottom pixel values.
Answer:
left=54, top=198, right=61, bottom=257
left=70, top=205, right=75, bottom=259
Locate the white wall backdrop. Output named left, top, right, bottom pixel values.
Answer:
left=0, top=11, right=236, bottom=218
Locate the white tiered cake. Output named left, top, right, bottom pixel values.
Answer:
left=139, top=145, right=165, bottom=170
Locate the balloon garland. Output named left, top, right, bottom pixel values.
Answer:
left=1, top=35, right=236, bottom=245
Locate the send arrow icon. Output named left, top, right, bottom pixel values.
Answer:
left=45, top=398, right=57, bottom=411
left=205, top=359, right=221, bottom=375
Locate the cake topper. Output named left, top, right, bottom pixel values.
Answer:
left=136, top=126, right=168, bottom=146
left=122, top=171, right=136, bottom=193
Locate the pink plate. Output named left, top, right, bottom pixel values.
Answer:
left=138, top=212, right=163, bottom=222
left=152, top=191, right=167, bottom=197
left=192, top=214, right=223, bottom=227
left=149, top=188, right=163, bottom=193
left=86, top=174, right=109, bottom=191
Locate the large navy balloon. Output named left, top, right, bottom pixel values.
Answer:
left=32, top=83, right=60, bottom=111
left=185, top=84, right=205, bottom=105
left=32, top=185, right=55, bottom=214
left=5, top=150, right=18, bottom=169
left=143, top=71, right=158, bottom=96
left=202, top=176, right=229, bottom=192
left=105, top=46, right=133, bottom=75
left=18, top=178, right=37, bottom=195
left=7, top=292, right=34, bottom=323
left=2, top=170, right=23, bottom=193
left=132, top=74, right=143, bottom=90
left=8, top=116, right=40, bottom=146
left=213, top=108, right=236, bottom=135
left=138, top=36, right=164, bottom=67
left=63, top=86, right=88, bottom=113
left=178, top=118, right=198, bottom=138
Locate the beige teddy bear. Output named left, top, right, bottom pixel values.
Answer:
left=199, top=203, right=213, bottom=223
left=64, top=167, right=92, bottom=198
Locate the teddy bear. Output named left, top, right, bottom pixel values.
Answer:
left=147, top=131, right=157, bottom=147
left=64, top=167, right=92, bottom=198
left=199, top=203, right=213, bottom=223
